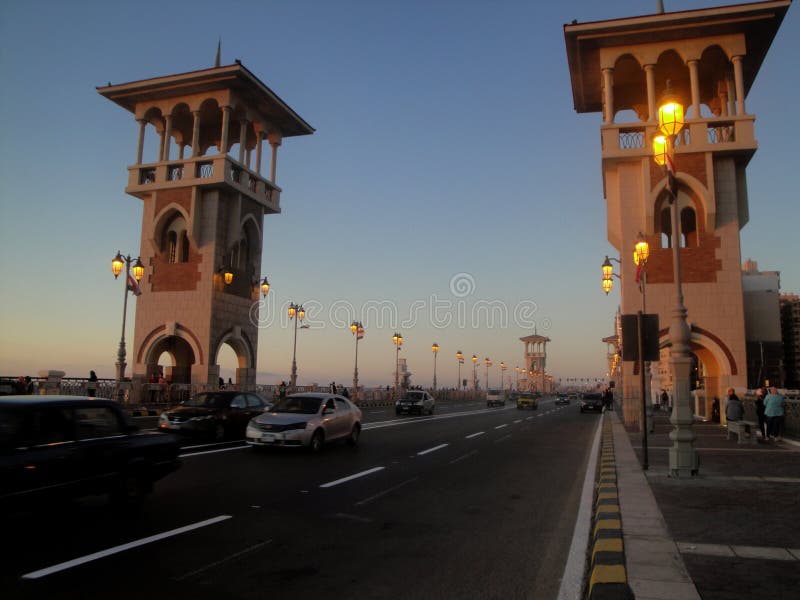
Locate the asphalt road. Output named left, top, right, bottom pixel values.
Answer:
left=3, top=398, right=600, bottom=600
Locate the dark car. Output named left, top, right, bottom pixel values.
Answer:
left=0, top=396, right=180, bottom=509
left=555, top=394, right=570, bottom=406
left=158, top=391, right=269, bottom=441
left=395, top=390, right=435, bottom=415
left=580, top=393, right=604, bottom=413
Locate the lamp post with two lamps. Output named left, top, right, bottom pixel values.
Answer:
left=111, top=252, right=144, bottom=400
left=484, top=357, right=492, bottom=391
left=431, top=343, right=439, bottom=390
left=652, top=80, right=698, bottom=476
left=393, top=333, right=403, bottom=399
left=350, top=321, right=364, bottom=402
left=499, top=362, right=506, bottom=391
left=471, top=354, right=478, bottom=390
left=456, top=351, right=464, bottom=390
left=288, top=303, right=305, bottom=389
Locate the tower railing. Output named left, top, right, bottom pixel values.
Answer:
left=126, top=154, right=281, bottom=212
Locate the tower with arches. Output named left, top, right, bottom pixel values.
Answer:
left=565, top=2, right=790, bottom=424
left=99, top=62, right=313, bottom=390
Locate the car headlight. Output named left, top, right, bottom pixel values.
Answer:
left=285, top=422, right=308, bottom=431
left=158, top=412, right=168, bottom=424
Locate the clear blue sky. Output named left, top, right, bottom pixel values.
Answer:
left=1, top=0, right=797, bottom=388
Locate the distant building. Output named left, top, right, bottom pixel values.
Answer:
left=741, top=259, right=783, bottom=388
left=780, top=294, right=800, bottom=389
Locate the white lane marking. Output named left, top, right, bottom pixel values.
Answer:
left=174, top=539, right=272, bottom=581
left=418, top=443, right=449, bottom=456
left=495, top=424, right=508, bottom=430
left=465, top=431, right=485, bottom=439
left=363, top=405, right=517, bottom=430
left=526, top=416, right=534, bottom=420
left=22, top=515, right=232, bottom=580
left=448, top=450, right=478, bottom=465
left=514, top=419, right=522, bottom=424
left=556, top=417, right=603, bottom=600
left=320, top=467, right=385, bottom=489
left=355, top=477, right=419, bottom=506
left=181, top=445, right=249, bottom=458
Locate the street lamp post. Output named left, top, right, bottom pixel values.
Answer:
left=653, top=80, right=698, bottom=477
left=431, top=343, right=439, bottom=390
left=456, top=351, right=464, bottom=390
left=393, top=333, right=403, bottom=399
left=500, top=362, right=506, bottom=390
left=515, top=367, right=520, bottom=391
left=635, top=232, right=651, bottom=469
left=484, top=357, right=492, bottom=392
left=288, top=303, right=305, bottom=389
left=111, top=252, right=144, bottom=401
left=471, top=354, right=478, bottom=390
left=350, top=321, right=363, bottom=402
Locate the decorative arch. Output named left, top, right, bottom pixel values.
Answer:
left=214, top=327, right=255, bottom=369
left=138, top=323, right=205, bottom=366
left=657, top=325, right=738, bottom=376
left=151, top=204, right=192, bottom=258
left=648, top=171, right=713, bottom=238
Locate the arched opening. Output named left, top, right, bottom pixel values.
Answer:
left=612, top=54, right=647, bottom=123
left=216, top=343, right=240, bottom=388
left=160, top=212, right=189, bottom=263
left=198, top=99, right=222, bottom=157
left=698, top=45, right=734, bottom=118
left=147, top=335, right=196, bottom=385
left=142, top=107, right=164, bottom=164
left=681, top=206, right=698, bottom=247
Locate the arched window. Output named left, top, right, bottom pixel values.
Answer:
left=162, top=213, right=189, bottom=264
left=681, top=207, right=698, bottom=248
left=660, top=207, right=672, bottom=248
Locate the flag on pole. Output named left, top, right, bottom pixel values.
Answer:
left=357, top=326, right=364, bottom=340
left=128, top=273, right=142, bottom=296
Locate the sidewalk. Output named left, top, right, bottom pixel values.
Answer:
left=611, top=410, right=800, bottom=600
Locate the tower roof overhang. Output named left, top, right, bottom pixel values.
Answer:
left=564, top=0, right=791, bottom=114
left=520, top=335, right=551, bottom=343
left=97, top=62, right=314, bottom=137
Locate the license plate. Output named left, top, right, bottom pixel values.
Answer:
left=260, top=433, right=277, bottom=441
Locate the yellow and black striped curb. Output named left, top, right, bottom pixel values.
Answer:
left=586, top=414, right=634, bottom=600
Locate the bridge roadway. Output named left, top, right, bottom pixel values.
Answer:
left=3, top=397, right=601, bottom=600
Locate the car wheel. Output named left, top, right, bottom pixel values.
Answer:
left=310, top=430, right=324, bottom=452
left=347, top=423, right=361, bottom=447
left=213, top=423, right=226, bottom=442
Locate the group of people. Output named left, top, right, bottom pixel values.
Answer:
left=724, top=386, right=786, bottom=441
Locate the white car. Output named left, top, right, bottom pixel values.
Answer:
left=486, top=389, right=504, bottom=407
left=246, top=393, right=362, bottom=452
left=395, top=390, right=435, bottom=415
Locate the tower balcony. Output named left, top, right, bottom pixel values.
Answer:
left=600, top=114, right=756, bottom=165
left=125, top=154, right=282, bottom=213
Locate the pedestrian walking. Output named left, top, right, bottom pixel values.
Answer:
left=88, top=370, right=98, bottom=397
left=755, top=388, right=767, bottom=439
left=724, top=387, right=744, bottom=422
left=330, top=381, right=337, bottom=394
left=660, top=389, right=669, bottom=412
left=278, top=381, right=287, bottom=400
left=763, top=387, right=786, bottom=441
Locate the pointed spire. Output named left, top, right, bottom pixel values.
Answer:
left=214, top=38, right=221, bottom=68
left=657, top=0, right=665, bottom=14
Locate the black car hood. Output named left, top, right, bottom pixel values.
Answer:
left=165, top=406, right=219, bottom=418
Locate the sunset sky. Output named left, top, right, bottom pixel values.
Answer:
left=1, top=0, right=798, bottom=388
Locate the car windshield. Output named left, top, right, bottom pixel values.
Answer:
left=402, top=392, right=424, bottom=400
left=182, top=394, right=228, bottom=408
left=488, top=390, right=501, bottom=395
left=271, top=396, right=323, bottom=414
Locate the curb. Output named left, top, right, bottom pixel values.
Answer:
left=586, top=414, right=634, bottom=600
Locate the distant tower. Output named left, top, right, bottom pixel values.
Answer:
left=565, top=2, right=789, bottom=424
left=520, top=334, right=550, bottom=393
left=99, top=62, right=314, bottom=389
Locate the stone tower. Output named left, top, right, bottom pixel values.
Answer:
left=565, top=1, right=790, bottom=424
left=520, top=334, right=550, bottom=393
left=99, top=62, right=313, bottom=390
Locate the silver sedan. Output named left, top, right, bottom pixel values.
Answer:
left=246, top=393, right=362, bottom=452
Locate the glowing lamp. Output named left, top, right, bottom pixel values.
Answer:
left=298, top=307, right=305, bottom=321
left=602, top=256, right=613, bottom=281
left=223, top=268, right=234, bottom=285
left=288, top=305, right=296, bottom=319
left=658, top=97, right=685, bottom=138
left=652, top=135, right=669, bottom=167
left=260, top=277, right=270, bottom=297
left=111, top=252, right=124, bottom=278
left=635, top=234, right=650, bottom=266
left=132, top=258, right=145, bottom=282
left=432, top=343, right=439, bottom=354
left=602, top=278, right=614, bottom=295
